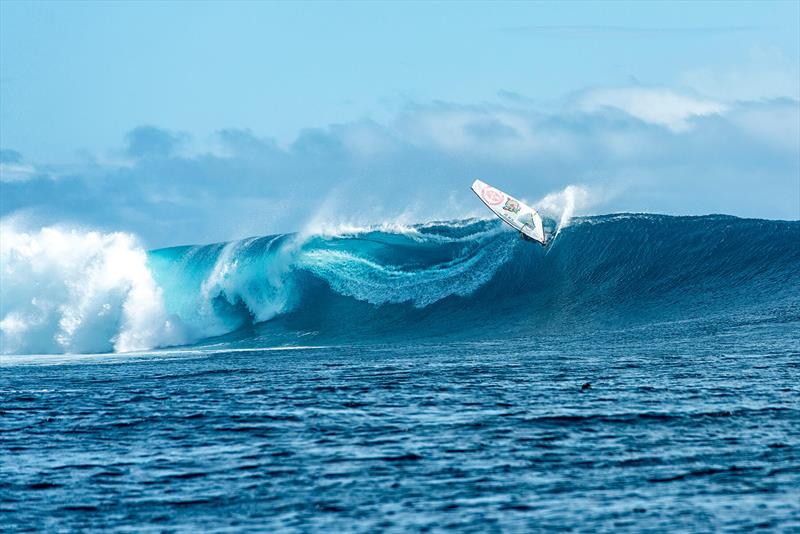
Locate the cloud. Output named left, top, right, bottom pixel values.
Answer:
left=577, top=87, right=726, bottom=132
left=1, top=90, right=798, bottom=247
left=395, top=103, right=573, bottom=160
left=727, top=99, right=800, bottom=152
left=679, top=46, right=800, bottom=103
left=1, top=149, right=23, bottom=164
left=125, top=125, right=186, bottom=159
left=0, top=150, right=36, bottom=183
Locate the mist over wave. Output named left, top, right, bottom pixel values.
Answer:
left=1, top=214, right=798, bottom=355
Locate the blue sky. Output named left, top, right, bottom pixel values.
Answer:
left=1, top=1, right=798, bottom=246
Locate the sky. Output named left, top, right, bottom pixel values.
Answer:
left=1, top=1, right=798, bottom=247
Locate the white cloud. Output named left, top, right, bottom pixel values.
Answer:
left=578, top=87, right=727, bottom=132
left=0, top=162, right=37, bottom=182
left=397, top=105, right=575, bottom=160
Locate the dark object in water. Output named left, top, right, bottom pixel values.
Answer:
left=581, top=382, right=592, bottom=391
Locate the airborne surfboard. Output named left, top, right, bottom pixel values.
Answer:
left=471, top=179, right=547, bottom=246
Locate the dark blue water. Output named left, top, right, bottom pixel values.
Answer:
left=2, top=214, right=799, bottom=531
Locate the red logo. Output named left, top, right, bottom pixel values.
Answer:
left=482, top=187, right=505, bottom=206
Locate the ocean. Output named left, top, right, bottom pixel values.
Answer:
left=2, top=214, right=799, bottom=531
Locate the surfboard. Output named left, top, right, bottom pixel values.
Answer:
left=471, top=179, right=546, bottom=245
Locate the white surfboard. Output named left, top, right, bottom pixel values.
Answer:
left=471, top=179, right=546, bottom=245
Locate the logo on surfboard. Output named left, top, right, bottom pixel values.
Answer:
left=481, top=187, right=505, bottom=206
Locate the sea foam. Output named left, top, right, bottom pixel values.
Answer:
left=0, top=223, right=185, bottom=354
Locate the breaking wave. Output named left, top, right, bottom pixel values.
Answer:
left=0, top=225, right=185, bottom=354
left=1, top=215, right=798, bottom=354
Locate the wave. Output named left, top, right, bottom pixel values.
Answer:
left=1, top=215, right=798, bottom=354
